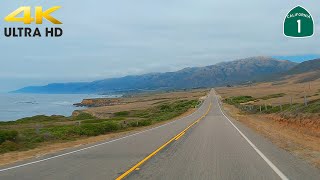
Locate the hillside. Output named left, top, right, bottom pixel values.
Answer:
left=14, top=57, right=297, bottom=94
left=278, top=58, right=320, bottom=83
left=284, top=58, right=320, bottom=75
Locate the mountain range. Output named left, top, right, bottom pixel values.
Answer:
left=15, top=56, right=315, bottom=94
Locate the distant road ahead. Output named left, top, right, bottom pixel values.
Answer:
left=0, top=90, right=319, bottom=180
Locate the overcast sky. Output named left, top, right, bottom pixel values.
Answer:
left=0, top=0, right=320, bottom=92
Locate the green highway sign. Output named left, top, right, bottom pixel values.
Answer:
left=284, top=6, right=314, bottom=38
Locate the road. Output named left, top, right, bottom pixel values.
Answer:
left=0, top=90, right=319, bottom=180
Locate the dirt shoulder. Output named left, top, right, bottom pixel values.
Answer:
left=0, top=107, right=197, bottom=167
left=222, top=102, right=320, bottom=168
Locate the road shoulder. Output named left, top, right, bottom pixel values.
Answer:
left=220, top=101, right=320, bottom=179
left=0, top=108, right=197, bottom=167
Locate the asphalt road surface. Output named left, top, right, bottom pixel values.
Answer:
left=0, top=90, right=319, bottom=180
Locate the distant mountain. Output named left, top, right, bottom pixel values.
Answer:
left=277, top=58, right=320, bottom=83
left=14, top=57, right=297, bottom=94
left=284, top=59, right=320, bottom=75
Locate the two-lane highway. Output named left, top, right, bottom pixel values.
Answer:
left=0, top=91, right=211, bottom=180
left=0, top=90, right=319, bottom=180
left=127, top=93, right=283, bottom=179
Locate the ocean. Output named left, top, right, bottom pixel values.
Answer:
left=0, top=93, right=119, bottom=121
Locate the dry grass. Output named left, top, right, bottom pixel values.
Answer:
left=216, top=73, right=320, bottom=105
left=217, top=72, right=320, bottom=168
left=222, top=103, right=320, bottom=168
left=81, top=89, right=208, bottom=118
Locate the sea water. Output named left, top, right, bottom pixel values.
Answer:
left=0, top=93, right=119, bottom=121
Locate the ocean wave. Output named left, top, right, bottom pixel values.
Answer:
left=16, top=101, right=38, bottom=104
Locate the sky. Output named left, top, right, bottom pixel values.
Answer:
left=0, top=0, right=320, bottom=92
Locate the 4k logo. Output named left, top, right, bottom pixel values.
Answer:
left=3, top=6, right=63, bottom=37
left=4, top=6, right=62, bottom=24
left=284, top=6, right=314, bottom=38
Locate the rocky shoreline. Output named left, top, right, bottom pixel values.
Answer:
left=73, top=98, right=125, bottom=107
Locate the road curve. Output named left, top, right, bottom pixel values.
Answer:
left=0, top=90, right=319, bottom=180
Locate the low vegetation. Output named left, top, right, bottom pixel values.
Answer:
left=223, top=93, right=287, bottom=106
left=224, top=94, right=319, bottom=115
left=73, top=112, right=95, bottom=120
left=0, top=99, right=200, bottom=154
left=289, top=99, right=320, bottom=114
left=224, top=96, right=255, bottom=105
left=259, top=93, right=286, bottom=100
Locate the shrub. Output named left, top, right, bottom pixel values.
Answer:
left=130, top=100, right=199, bottom=121
left=0, top=130, right=18, bottom=144
left=224, top=96, right=255, bottom=105
left=129, top=120, right=152, bottom=127
left=16, top=115, right=67, bottom=123
left=100, top=121, right=121, bottom=132
left=114, top=111, right=130, bottom=117
left=47, top=121, right=121, bottom=138
left=300, top=99, right=320, bottom=113
left=75, top=124, right=105, bottom=136
left=47, top=126, right=73, bottom=140
left=0, top=141, right=20, bottom=153
left=260, top=93, right=286, bottom=100
left=74, top=112, right=95, bottom=120
left=73, top=122, right=121, bottom=136
left=81, top=117, right=125, bottom=124
left=160, top=104, right=171, bottom=111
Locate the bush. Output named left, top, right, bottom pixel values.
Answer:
left=224, top=96, right=255, bottom=105
left=0, top=141, right=20, bottom=153
left=74, top=124, right=105, bottom=136
left=0, top=130, right=18, bottom=144
left=16, top=115, right=67, bottom=123
left=160, top=104, right=171, bottom=111
left=260, top=93, right=286, bottom=100
left=114, top=111, right=130, bottom=117
left=74, top=112, right=95, bottom=120
left=46, top=126, right=72, bottom=140
left=129, top=120, right=152, bottom=127
left=304, top=103, right=320, bottom=113
left=81, top=119, right=105, bottom=124
left=299, top=99, right=320, bottom=113
left=130, top=100, right=199, bottom=121
left=81, top=117, right=125, bottom=124
left=73, top=122, right=121, bottom=136
left=47, top=121, right=121, bottom=138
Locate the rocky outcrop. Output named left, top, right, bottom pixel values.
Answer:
left=73, top=98, right=124, bottom=107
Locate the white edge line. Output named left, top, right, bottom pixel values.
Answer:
left=0, top=99, right=209, bottom=173
left=215, top=95, right=289, bottom=180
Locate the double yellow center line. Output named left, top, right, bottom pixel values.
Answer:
left=116, top=102, right=212, bottom=180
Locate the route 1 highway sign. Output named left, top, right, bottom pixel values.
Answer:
left=284, top=6, right=314, bottom=38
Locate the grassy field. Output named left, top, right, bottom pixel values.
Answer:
left=216, top=74, right=320, bottom=167
left=0, top=89, right=207, bottom=154
left=217, top=72, right=320, bottom=106
left=217, top=72, right=320, bottom=116
left=79, top=89, right=208, bottom=118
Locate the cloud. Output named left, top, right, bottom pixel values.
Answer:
left=0, top=0, right=320, bottom=91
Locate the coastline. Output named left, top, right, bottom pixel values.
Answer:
left=0, top=89, right=208, bottom=165
left=0, top=108, right=197, bottom=167
left=0, top=93, right=113, bottom=122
